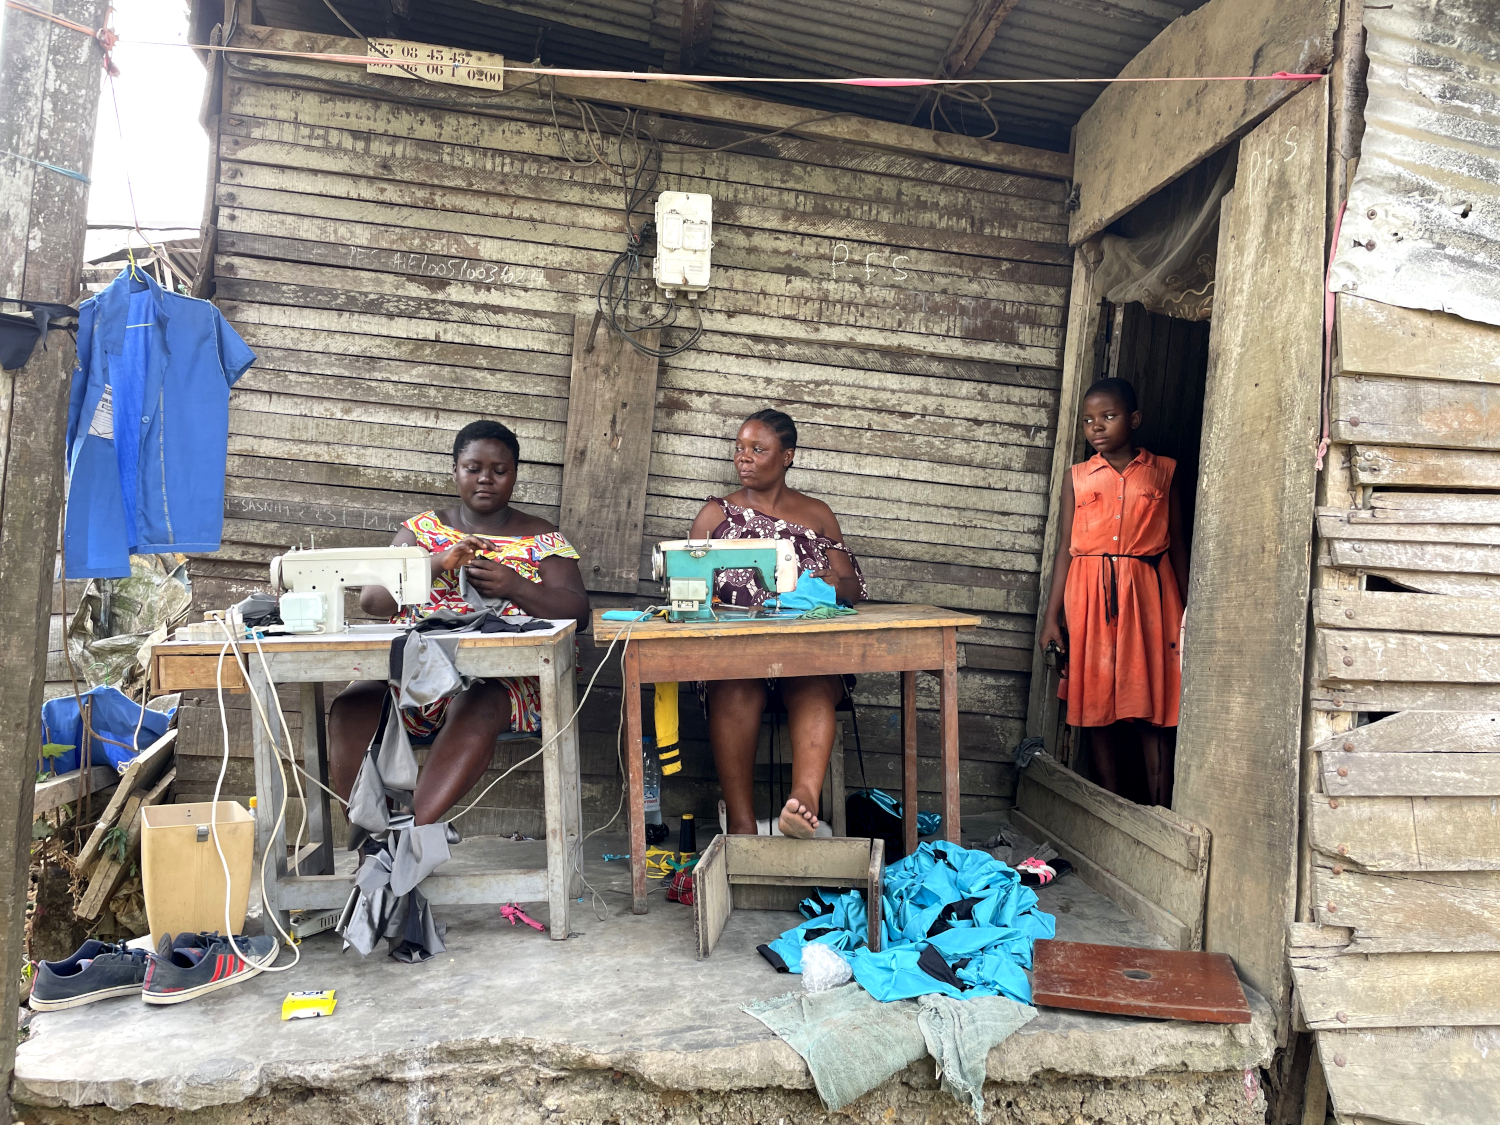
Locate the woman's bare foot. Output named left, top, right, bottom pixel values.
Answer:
left=778, top=796, right=818, bottom=839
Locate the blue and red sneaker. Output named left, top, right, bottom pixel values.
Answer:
left=142, top=932, right=279, bottom=1006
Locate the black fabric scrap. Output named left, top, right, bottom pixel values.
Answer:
left=917, top=943, right=968, bottom=991
left=926, top=895, right=984, bottom=938
left=0, top=299, right=76, bottom=371
left=758, top=943, right=791, bottom=972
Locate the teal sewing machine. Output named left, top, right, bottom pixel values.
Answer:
left=651, top=538, right=799, bottom=622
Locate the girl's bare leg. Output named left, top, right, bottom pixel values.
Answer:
left=708, top=679, right=768, bottom=834
left=1090, top=723, right=1122, bottom=795
left=1138, top=722, right=1175, bottom=807
left=777, top=675, right=843, bottom=838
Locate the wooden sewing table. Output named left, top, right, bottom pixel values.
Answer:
left=149, top=623, right=582, bottom=939
left=592, top=603, right=980, bottom=913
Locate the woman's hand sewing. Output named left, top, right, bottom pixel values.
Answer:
left=463, top=556, right=526, bottom=600
left=435, top=535, right=488, bottom=573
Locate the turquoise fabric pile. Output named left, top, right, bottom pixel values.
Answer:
left=759, top=841, right=1055, bottom=1004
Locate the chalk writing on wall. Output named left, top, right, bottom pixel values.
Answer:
left=830, top=243, right=912, bottom=282
left=347, top=245, right=515, bottom=285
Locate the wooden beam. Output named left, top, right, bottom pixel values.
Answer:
left=32, top=767, right=115, bottom=820
left=1026, top=248, right=1101, bottom=743
left=1069, top=0, right=1337, bottom=244
left=679, top=0, right=713, bottom=71
left=1171, top=87, right=1326, bottom=1031
left=1351, top=445, right=1500, bottom=489
left=0, top=1, right=110, bottom=1117
left=1312, top=859, right=1500, bottom=953
left=906, top=0, right=1020, bottom=124
left=1307, top=710, right=1500, bottom=757
left=1307, top=793, right=1500, bottom=872
left=1313, top=590, right=1500, bottom=636
left=558, top=317, right=660, bottom=594
left=230, top=24, right=1073, bottom=180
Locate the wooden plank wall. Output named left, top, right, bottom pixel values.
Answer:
left=172, top=28, right=1073, bottom=828
left=1293, top=294, right=1500, bottom=1123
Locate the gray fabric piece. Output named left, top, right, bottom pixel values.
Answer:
left=390, top=819, right=453, bottom=896
left=917, top=994, right=1037, bottom=1121
left=337, top=850, right=396, bottom=957
left=375, top=691, right=420, bottom=791
left=397, top=630, right=466, bottom=707
left=743, top=985, right=1035, bottom=1120
left=346, top=754, right=390, bottom=835
left=457, top=566, right=511, bottom=614
left=743, top=985, right=925, bottom=1111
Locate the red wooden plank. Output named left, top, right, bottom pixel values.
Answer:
left=1031, top=940, right=1252, bottom=1024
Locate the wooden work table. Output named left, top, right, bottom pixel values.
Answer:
left=592, top=603, right=980, bottom=913
left=149, top=624, right=582, bottom=939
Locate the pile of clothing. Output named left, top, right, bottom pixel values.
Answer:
left=759, top=841, right=1055, bottom=1004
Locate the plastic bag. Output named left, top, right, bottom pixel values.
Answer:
left=801, top=941, right=854, bottom=993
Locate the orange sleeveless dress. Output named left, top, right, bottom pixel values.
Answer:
left=1062, top=450, right=1184, bottom=728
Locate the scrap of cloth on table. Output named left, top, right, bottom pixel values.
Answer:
left=744, top=983, right=1036, bottom=1118
left=759, top=841, right=1055, bottom=1004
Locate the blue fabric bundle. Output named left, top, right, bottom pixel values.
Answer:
left=760, top=841, right=1055, bottom=1004
left=39, top=686, right=173, bottom=774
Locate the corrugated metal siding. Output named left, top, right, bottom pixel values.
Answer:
left=263, top=0, right=1208, bottom=149
left=1328, top=0, right=1500, bottom=327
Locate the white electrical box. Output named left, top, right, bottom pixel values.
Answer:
left=653, top=191, right=713, bottom=296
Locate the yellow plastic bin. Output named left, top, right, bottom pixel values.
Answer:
left=140, top=802, right=255, bottom=947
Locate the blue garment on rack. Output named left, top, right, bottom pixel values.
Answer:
left=64, top=270, right=255, bottom=578
left=39, top=686, right=174, bottom=774
left=761, top=841, right=1054, bottom=1005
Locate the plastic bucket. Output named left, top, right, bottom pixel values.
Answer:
left=140, top=802, right=254, bottom=947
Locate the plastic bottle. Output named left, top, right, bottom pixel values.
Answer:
left=643, top=737, right=669, bottom=845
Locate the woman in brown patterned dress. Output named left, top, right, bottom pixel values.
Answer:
left=688, top=410, right=867, bottom=838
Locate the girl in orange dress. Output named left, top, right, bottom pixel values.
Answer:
left=1037, top=378, right=1188, bottom=805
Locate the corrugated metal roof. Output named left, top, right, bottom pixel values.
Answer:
left=1328, top=0, right=1500, bottom=326
left=268, top=0, right=1210, bottom=151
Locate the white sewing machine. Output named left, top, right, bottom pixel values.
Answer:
left=269, top=546, right=431, bottom=634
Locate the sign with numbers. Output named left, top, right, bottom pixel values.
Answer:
left=366, top=39, right=505, bottom=91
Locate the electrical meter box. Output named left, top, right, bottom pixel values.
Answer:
left=653, top=191, right=713, bottom=296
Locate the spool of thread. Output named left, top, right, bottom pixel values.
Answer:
left=678, top=813, right=696, bottom=855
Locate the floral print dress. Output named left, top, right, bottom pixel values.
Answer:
left=706, top=496, right=867, bottom=606
left=396, top=510, right=580, bottom=736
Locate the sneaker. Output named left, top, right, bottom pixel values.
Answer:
left=142, top=932, right=279, bottom=1006
left=29, top=940, right=149, bottom=1011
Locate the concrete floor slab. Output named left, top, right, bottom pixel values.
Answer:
left=15, top=831, right=1274, bottom=1115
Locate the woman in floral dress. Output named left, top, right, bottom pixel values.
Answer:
left=328, top=421, right=589, bottom=826
left=688, top=409, right=867, bottom=838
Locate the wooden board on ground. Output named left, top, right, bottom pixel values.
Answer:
left=558, top=317, right=660, bottom=593
left=75, top=730, right=176, bottom=874
left=1171, top=87, right=1327, bottom=1027
left=1337, top=292, right=1500, bottom=385
left=1311, top=860, right=1500, bottom=954
left=1067, top=0, right=1336, bottom=243
left=32, top=767, right=114, bottom=820
left=692, top=833, right=731, bottom=959
left=1291, top=947, right=1500, bottom=1029
left=1030, top=940, right=1251, bottom=1023
left=76, top=767, right=175, bottom=920
left=1315, top=1025, right=1500, bottom=1125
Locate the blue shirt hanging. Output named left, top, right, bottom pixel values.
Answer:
left=64, top=270, right=255, bottom=578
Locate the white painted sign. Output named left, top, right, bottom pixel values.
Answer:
left=366, top=39, right=505, bottom=91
